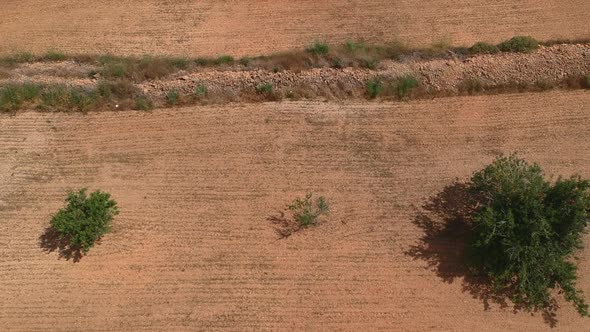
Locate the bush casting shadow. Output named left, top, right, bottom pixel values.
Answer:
left=405, top=181, right=559, bottom=327
left=39, top=226, right=83, bottom=262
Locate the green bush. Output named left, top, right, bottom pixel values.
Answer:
left=469, top=42, right=500, bottom=54
left=583, top=75, right=590, bottom=89
left=165, top=89, right=180, bottom=105
left=256, top=83, right=273, bottom=95
left=287, top=193, right=329, bottom=228
left=306, top=42, right=329, bottom=56
left=366, top=78, right=383, bottom=98
left=194, top=84, right=208, bottom=98
left=396, top=75, right=419, bottom=98
left=134, top=95, right=153, bottom=111
left=44, top=50, right=66, bottom=61
left=216, top=55, right=234, bottom=65
left=50, top=189, right=118, bottom=253
left=0, top=85, right=22, bottom=111
left=468, top=155, right=590, bottom=316
left=498, top=36, right=539, bottom=53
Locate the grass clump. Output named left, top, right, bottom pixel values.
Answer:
left=361, top=57, right=379, bottom=70
left=583, top=75, right=590, bottom=89
left=239, top=57, right=252, bottom=66
left=194, top=84, right=208, bottom=98
left=344, top=40, right=366, bottom=52
left=134, top=95, right=153, bottom=111
left=0, top=52, right=36, bottom=65
left=44, top=50, right=66, bottom=61
left=458, top=79, right=484, bottom=95
left=287, top=193, right=329, bottom=228
left=50, top=188, right=118, bottom=254
left=469, top=42, right=500, bottom=54
left=498, top=36, right=539, bottom=53
left=306, top=42, right=330, bottom=56
left=395, top=75, right=419, bottom=99
left=256, top=83, right=274, bottom=95
left=366, top=78, right=383, bottom=98
left=216, top=55, right=234, bottom=65
left=165, top=89, right=180, bottom=105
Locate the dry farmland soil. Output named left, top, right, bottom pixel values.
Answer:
left=1, top=1, right=589, bottom=57
left=1, top=91, right=590, bottom=331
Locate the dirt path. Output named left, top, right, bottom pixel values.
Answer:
left=1, top=1, right=589, bottom=57
left=1, top=91, right=589, bottom=331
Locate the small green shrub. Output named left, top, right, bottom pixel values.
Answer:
left=50, top=188, right=118, bottom=253
left=306, top=42, right=330, bottom=56
left=195, top=58, right=210, bottom=66
left=469, top=155, right=590, bottom=316
left=68, top=88, right=98, bottom=112
left=96, top=80, right=137, bottom=99
left=40, top=85, right=69, bottom=108
left=256, top=83, right=274, bottom=95
left=169, top=57, right=189, bottom=70
left=216, top=55, right=234, bottom=65
left=287, top=193, right=329, bottom=228
left=498, top=36, right=539, bottom=53
left=0, top=85, right=22, bottom=111
left=134, top=95, right=153, bottom=111
left=583, top=75, right=590, bottom=89
left=102, top=62, right=126, bottom=78
left=366, top=78, right=383, bottom=98
left=44, top=50, right=66, bottom=61
left=194, top=84, right=208, bottom=98
left=20, top=83, right=42, bottom=101
left=331, top=57, right=343, bottom=69
left=165, top=89, right=180, bottom=105
left=469, top=42, right=500, bottom=54
left=396, top=75, right=419, bottom=98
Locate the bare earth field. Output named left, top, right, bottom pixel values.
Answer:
left=1, top=91, right=590, bottom=331
left=1, top=1, right=589, bottom=57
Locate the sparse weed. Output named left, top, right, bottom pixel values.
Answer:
left=287, top=193, right=329, bottom=228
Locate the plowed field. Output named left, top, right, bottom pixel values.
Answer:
left=1, top=91, right=590, bottom=331
left=1, top=1, right=589, bottom=56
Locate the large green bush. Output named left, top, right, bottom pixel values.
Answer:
left=468, top=155, right=590, bottom=316
left=50, top=189, right=118, bottom=253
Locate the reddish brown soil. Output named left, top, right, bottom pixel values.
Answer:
left=1, top=1, right=589, bottom=57
left=1, top=91, right=590, bottom=330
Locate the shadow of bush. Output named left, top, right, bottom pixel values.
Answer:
left=39, top=226, right=83, bottom=262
